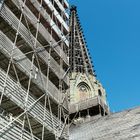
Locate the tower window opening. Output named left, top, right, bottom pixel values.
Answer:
left=98, top=89, right=102, bottom=96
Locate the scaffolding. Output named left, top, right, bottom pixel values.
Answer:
left=0, top=0, right=69, bottom=139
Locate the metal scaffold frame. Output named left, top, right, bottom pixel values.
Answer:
left=0, top=0, right=70, bottom=139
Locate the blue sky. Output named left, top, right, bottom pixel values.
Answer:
left=70, top=0, right=140, bottom=112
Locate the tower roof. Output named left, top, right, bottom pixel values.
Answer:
left=69, top=5, right=94, bottom=75
left=69, top=6, right=109, bottom=120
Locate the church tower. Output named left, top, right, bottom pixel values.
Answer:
left=69, top=6, right=109, bottom=122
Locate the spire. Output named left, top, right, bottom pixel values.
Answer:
left=69, top=5, right=94, bottom=75
left=69, top=6, right=109, bottom=121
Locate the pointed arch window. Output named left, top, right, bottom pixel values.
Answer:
left=77, top=82, right=91, bottom=101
